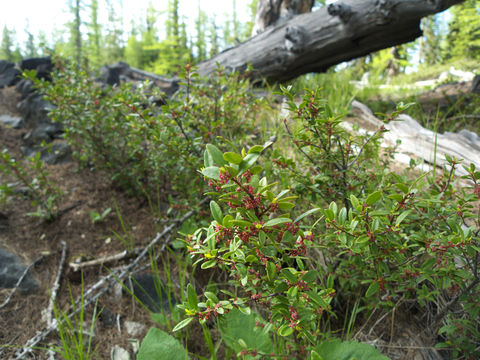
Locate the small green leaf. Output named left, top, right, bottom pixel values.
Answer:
left=365, top=280, right=380, bottom=297
left=395, top=210, right=411, bottom=226
left=366, top=191, right=382, bottom=206
left=223, top=152, right=243, bottom=164
left=201, top=259, right=217, bottom=269
left=278, top=324, right=294, bottom=336
left=278, top=202, right=295, bottom=210
left=238, top=153, right=260, bottom=175
left=187, top=283, right=198, bottom=311
left=202, top=166, right=221, bottom=181
left=172, top=317, right=194, bottom=332
left=294, top=208, right=321, bottom=223
left=210, top=201, right=223, bottom=224
left=230, top=219, right=253, bottom=228
left=394, top=183, right=409, bottom=194
left=223, top=214, right=233, bottom=227
left=264, top=218, right=292, bottom=227
left=248, top=145, right=264, bottom=154
left=206, top=144, right=226, bottom=166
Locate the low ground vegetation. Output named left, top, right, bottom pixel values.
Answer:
left=1, top=58, right=479, bottom=359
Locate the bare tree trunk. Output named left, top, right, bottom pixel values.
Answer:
left=251, top=0, right=314, bottom=36
left=198, top=0, right=463, bottom=83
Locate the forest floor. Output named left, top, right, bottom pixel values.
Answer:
left=0, top=79, right=475, bottom=360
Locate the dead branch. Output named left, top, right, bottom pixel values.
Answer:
left=0, top=255, right=45, bottom=311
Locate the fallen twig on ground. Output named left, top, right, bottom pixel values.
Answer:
left=0, top=255, right=45, bottom=311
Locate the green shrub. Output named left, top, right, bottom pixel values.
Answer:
left=27, top=59, right=265, bottom=207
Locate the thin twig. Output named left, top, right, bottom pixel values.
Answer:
left=45, top=241, right=67, bottom=326
left=0, top=255, right=44, bottom=310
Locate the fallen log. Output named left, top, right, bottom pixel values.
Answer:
left=197, top=0, right=464, bottom=82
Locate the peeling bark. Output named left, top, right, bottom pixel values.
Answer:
left=198, top=0, right=464, bottom=83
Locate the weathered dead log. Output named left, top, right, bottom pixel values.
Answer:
left=198, top=0, right=464, bottom=82
left=251, top=0, right=314, bottom=36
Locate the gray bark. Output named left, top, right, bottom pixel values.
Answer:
left=251, top=0, right=314, bottom=36
left=198, top=0, right=464, bottom=83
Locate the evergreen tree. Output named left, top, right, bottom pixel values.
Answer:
left=445, top=0, right=480, bottom=60
left=124, top=21, right=143, bottom=68
left=37, top=31, right=50, bottom=56
left=0, top=26, right=14, bottom=61
left=195, top=2, right=208, bottom=62
left=209, top=16, right=219, bottom=57
left=104, top=0, right=124, bottom=63
left=86, top=0, right=102, bottom=67
left=419, top=15, right=441, bottom=65
left=24, top=23, right=37, bottom=58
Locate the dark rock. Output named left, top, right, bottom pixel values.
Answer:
left=0, top=60, right=14, bottom=75
left=0, top=114, right=22, bottom=128
left=19, top=57, right=52, bottom=71
left=97, top=62, right=130, bottom=86
left=17, top=93, right=56, bottom=128
left=40, top=141, right=72, bottom=164
left=472, top=74, right=480, bottom=95
left=16, top=79, right=35, bottom=99
left=125, top=273, right=175, bottom=313
left=23, top=123, right=63, bottom=146
left=0, top=67, right=21, bottom=88
left=99, top=307, right=116, bottom=327
left=0, top=247, right=39, bottom=292
left=19, top=57, right=54, bottom=81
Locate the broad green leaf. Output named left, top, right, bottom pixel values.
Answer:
left=278, top=201, right=295, bottom=210
left=206, top=144, right=226, bottom=166
left=395, top=210, right=411, bottom=226
left=264, top=218, right=292, bottom=227
left=138, top=327, right=188, bottom=359
left=238, top=153, right=260, bottom=174
left=201, top=259, right=217, bottom=269
left=294, top=208, right=321, bottom=223
left=394, top=183, right=409, bottom=194
left=204, top=149, right=214, bottom=168
left=202, top=166, right=221, bottom=181
left=223, top=152, right=243, bottom=164
left=230, top=219, right=253, bottom=228
left=278, top=324, right=294, bottom=337
left=365, top=280, right=380, bottom=297
left=210, top=201, right=223, bottom=224
left=387, top=194, right=403, bottom=202
left=266, top=261, right=276, bottom=282
left=223, top=214, right=233, bottom=227
left=172, top=317, right=194, bottom=333
left=302, top=270, right=318, bottom=284
left=187, top=283, right=198, bottom=311
left=350, top=194, right=360, bottom=210
left=366, top=191, right=382, bottom=206
left=280, top=268, right=297, bottom=283
left=218, top=309, right=272, bottom=355
left=248, top=145, right=264, bottom=154
left=313, top=339, right=390, bottom=360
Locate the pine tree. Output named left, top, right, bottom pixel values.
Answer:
left=419, top=15, right=441, bottom=65
left=209, top=16, right=219, bottom=57
left=104, top=0, right=124, bottom=63
left=195, top=2, right=208, bottom=62
left=86, top=0, right=102, bottom=67
left=0, top=26, right=14, bottom=61
left=445, top=0, right=480, bottom=60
